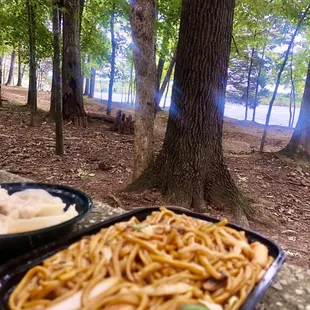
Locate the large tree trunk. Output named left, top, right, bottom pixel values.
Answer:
left=280, top=59, right=310, bottom=158
left=16, top=47, right=23, bottom=87
left=83, top=55, right=90, bottom=96
left=130, top=0, right=157, bottom=179
left=52, top=1, right=64, bottom=155
left=88, top=67, right=95, bottom=98
left=127, top=0, right=252, bottom=222
left=260, top=4, right=310, bottom=151
left=62, top=0, right=86, bottom=125
left=245, top=47, right=255, bottom=121
left=26, top=0, right=37, bottom=126
left=5, top=50, right=16, bottom=86
left=107, top=10, right=116, bottom=115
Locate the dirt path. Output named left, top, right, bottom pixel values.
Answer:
left=0, top=86, right=309, bottom=268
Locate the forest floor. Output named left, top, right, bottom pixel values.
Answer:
left=1, top=85, right=309, bottom=268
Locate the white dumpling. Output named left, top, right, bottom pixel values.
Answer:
left=12, top=189, right=63, bottom=204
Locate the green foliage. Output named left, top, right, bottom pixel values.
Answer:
left=229, top=0, right=310, bottom=109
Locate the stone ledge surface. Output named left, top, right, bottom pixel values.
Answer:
left=1, top=170, right=309, bottom=309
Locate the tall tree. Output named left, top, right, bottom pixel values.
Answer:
left=245, top=47, right=255, bottom=121
left=52, top=1, right=64, bottom=155
left=128, top=0, right=252, bottom=222
left=130, top=0, right=157, bottom=179
left=62, top=0, right=86, bottom=125
left=156, top=53, right=176, bottom=107
left=260, top=4, right=310, bottom=151
left=107, top=9, right=116, bottom=116
left=26, top=0, right=37, bottom=126
left=280, top=59, right=310, bottom=158
left=88, top=67, right=95, bottom=98
left=16, top=47, right=23, bottom=87
left=5, top=50, right=16, bottom=86
left=83, top=55, right=90, bottom=96
left=252, top=41, right=267, bottom=122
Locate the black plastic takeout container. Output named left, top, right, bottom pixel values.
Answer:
left=0, top=207, right=286, bottom=310
left=0, top=182, right=93, bottom=264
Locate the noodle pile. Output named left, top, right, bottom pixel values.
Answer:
left=9, top=208, right=273, bottom=310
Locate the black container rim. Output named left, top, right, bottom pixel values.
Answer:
left=0, top=206, right=286, bottom=310
left=0, top=182, right=93, bottom=239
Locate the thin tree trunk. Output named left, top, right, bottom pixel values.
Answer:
left=52, top=1, right=64, bottom=155
left=155, top=57, right=164, bottom=108
left=163, top=78, right=170, bottom=109
left=260, top=4, right=310, bottom=152
left=127, top=59, right=133, bottom=104
left=289, top=45, right=295, bottom=127
left=5, top=50, right=16, bottom=86
left=83, top=55, right=90, bottom=96
left=292, top=87, right=296, bottom=127
left=16, top=47, right=23, bottom=87
left=130, top=0, right=156, bottom=179
left=253, top=42, right=267, bottom=122
left=26, top=0, right=37, bottom=126
left=156, top=53, right=176, bottom=109
left=280, top=59, right=310, bottom=157
left=107, top=9, right=116, bottom=115
left=2, top=58, right=6, bottom=83
left=88, top=67, right=95, bottom=98
left=127, top=0, right=253, bottom=223
left=84, top=77, right=90, bottom=96
left=62, top=0, right=86, bottom=125
left=0, top=56, right=2, bottom=107
left=245, top=47, right=255, bottom=121
left=131, top=76, right=136, bottom=105
left=49, top=8, right=62, bottom=121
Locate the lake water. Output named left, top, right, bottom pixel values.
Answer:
left=94, top=91, right=300, bottom=128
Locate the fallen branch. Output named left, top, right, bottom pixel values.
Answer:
left=107, top=194, right=123, bottom=209
left=7, top=169, right=31, bottom=175
left=287, top=180, right=309, bottom=187
left=87, top=113, right=116, bottom=123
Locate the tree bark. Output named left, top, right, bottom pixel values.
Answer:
left=52, top=1, right=64, bottom=155
left=62, top=0, right=86, bottom=125
left=107, top=10, right=116, bottom=115
left=245, top=47, right=255, bottom=121
left=127, top=0, right=252, bottom=221
left=88, top=67, right=95, bottom=98
left=130, top=0, right=157, bottom=179
left=16, top=47, right=23, bottom=87
left=26, top=0, right=37, bottom=126
left=83, top=55, right=90, bottom=96
left=260, top=4, right=310, bottom=151
left=280, top=59, right=310, bottom=158
left=5, top=50, right=16, bottom=86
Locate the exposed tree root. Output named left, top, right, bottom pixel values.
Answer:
left=126, top=161, right=271, bottom=227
